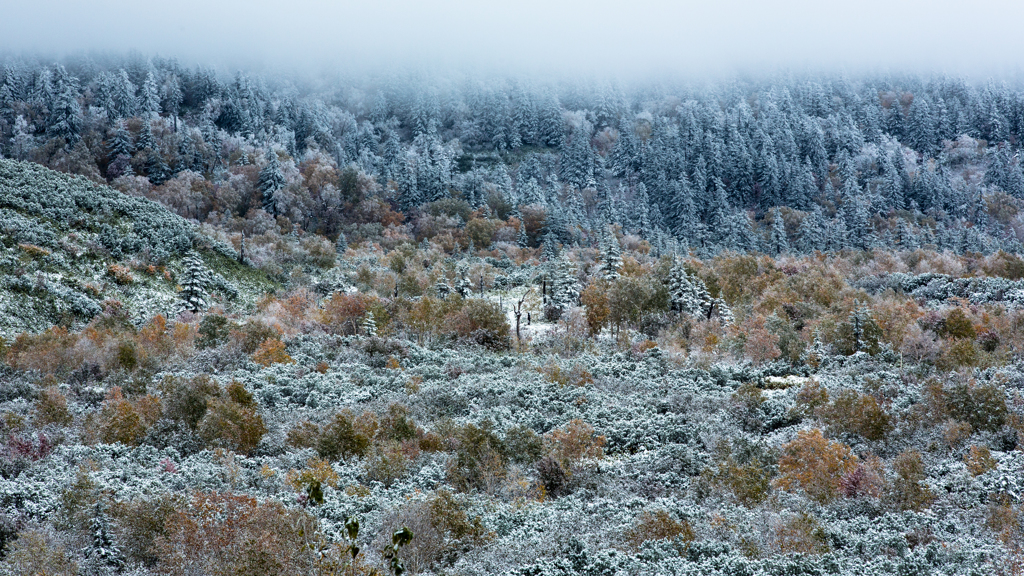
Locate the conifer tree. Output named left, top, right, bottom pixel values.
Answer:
left=667, top=258, right=703, bottom=316
left=46, top=68, right=81, bottom=146
left=83, top=502, right=124, bottom=575
left=550, top=254, right=580, bottom=312
left=541, top=230, right=560, bottom=262
left=362, top=312, right=377, bottom=337
left=258, top=149, right=286, bottom=216
left=517, top=221, right=529, bottom=248
left=179, top=251, right=212, bottom=313
left=895, top=218, right=918, bottom=250
left=146, top=150, right=170, bottom=185
left=106, top=120, right=134, bottom=159
left=768, top=209, right=789, bottom=255
left=112, top=69, right=136, bottom=119
left=598, top=226, right=622, bottom=280
left=140, top=71, right=161, bottom=117
left=136, top=117, right=155, bottom=151
left=798, top=209, right=826, bottom=253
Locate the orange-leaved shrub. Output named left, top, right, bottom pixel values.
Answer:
left=774, top=428, right=857, bottom=504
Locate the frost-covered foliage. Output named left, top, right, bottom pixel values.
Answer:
left=0, top=159, right=195, bottom=260
left=0, top=160, right=267, bottom=336
left=1, top=233, right=1023, bottom=575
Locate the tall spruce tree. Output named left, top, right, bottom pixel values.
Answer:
left=258, top=149, right=286, bottom=215
left=179, top=251, right=212, bottom=313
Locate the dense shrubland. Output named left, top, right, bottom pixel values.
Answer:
left=1, top=203, right=1024, bottom=573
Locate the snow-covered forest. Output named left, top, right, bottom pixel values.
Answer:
left=2, top=56, right=1024, bottom=254
left=1, top=54, right=1024, bottom=576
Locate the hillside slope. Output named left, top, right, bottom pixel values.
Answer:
left=0, top=159, right=273, bottom=335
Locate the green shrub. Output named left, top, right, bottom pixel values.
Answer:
left=447, top=421, right=507, bottom=493
left=231, top=321, right=281, bottom=354
left=945, top=382, right=1008, bottom=432
left=378, top=403, right=418, bottom=443
left=197, top=383, right=266, bottom=455
left=34, top=387, right=72, bottom=426
left=196, top=314, right=231, bottom=349
left=505, top=425, right=543, bottom=465
left=819, top=389, right=892, bottom=441
left=943, top=308, right=977, bottom=340
left=160, top=375, right=221, bottom=429
left=316, top=410, right=375, bottom=461
left=889, top=450, right=934, bottom=512
left=625, top=510, right=695, bottom=551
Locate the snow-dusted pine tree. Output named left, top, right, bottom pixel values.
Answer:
left=258, top=149, right=286, bottom=216
left=598, top=226, right=622, bottom=280
left=179, top=251, right=212, bottom=313
left=83, top=503, right=124, bottom=575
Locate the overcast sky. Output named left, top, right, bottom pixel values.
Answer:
left=2, top=0, right=1023, bottom=78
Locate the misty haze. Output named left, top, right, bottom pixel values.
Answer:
left=1, top=2, right=1024, bottom=575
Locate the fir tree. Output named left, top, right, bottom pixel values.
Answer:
left=140, top=71, right=161, bottom=117
left=895, top=218, right=918, bottom=250
left=550, top=254, right=580, bottom=311
left=541, top=230, right=560, bottom=262
left=455, top=273, right=473, bottom=298
left=46, top=68, right=81, bottom=146
left=146, top=150, right=170, bottom=185
left=598, top=226, right=622, bottom=280
left=258, top=149, right=286, bottom=216
left=106, top=120, right=134, bottom=159
left=667, top=258, right=703, bottom=316
left=112, top=69, right=136, bottom=119
left=179, top=251, right=212, bottom=313
left=362, top=312, right=377, bottom=337
left=84, top=502, right=124, bottom=575
left=136, top=117, right=156, bottom=151
left=798, top=209, right=826, bottom=253
left=767, top=208, right=789, bottom=255
left=517, top=221, right=529, bottom=248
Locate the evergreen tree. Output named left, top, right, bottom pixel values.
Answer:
left=136, top=117, right=156, bottom=151
left=112, top=69, right=136, bottom=119
left=561, top=123, right=597, bottom=190
left=610, top=117, right=639, bottom=176
left=707, top=178, right=731, bottom=245
left=362, top=312, right=377, bottom=337
left=517, top=221, right=529, bottom=248
left=895, top=218, right=918, bottom=250
left=83, top=502, right=125, bottom=575
left=336, top=232, right=348, bottom=255
left=550, top=254, right=580, bottom=311
left=667, top=258, right=704, bottom=316
left=798, top=209, right=827, bottom=253
left=541, top=230, right=560, bottom=261
left=106, top=120, right=134, bottom=159
left=538, top=92, right=564, bottom=147
left=886, top=103, right=905, bottom=140
left=258, top=149, right=286, bottom=215
left=46, top=68, right=81, bottom=146
left=633, top=182, right=652, bottom=235
left=455, top=271, right=473, bottom=298
left=140, top=71, right=161, bottom=117
left=179, top=251, right=212, bottom=313
left=598, top=226, right=622, bottom=280
left=767, top=208, right=789, bottom=255
left=162, top=73, right=183, bottom=130
left=146, top=150, right=170, bottom=185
